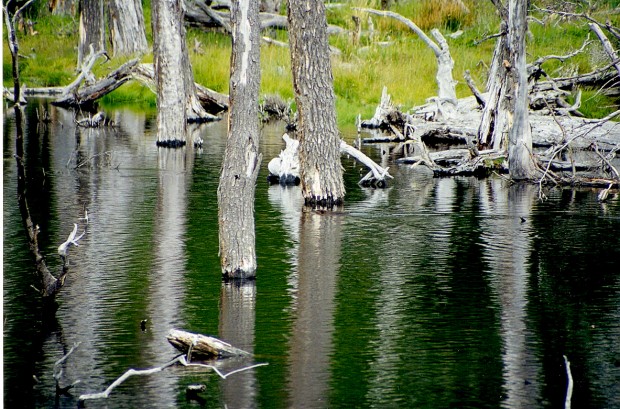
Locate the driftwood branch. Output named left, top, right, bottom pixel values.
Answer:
left=564, top=355, right=573, bottom=409
left=167, top=329, right=251, bottom=359
left=340, top=140, right=393, bottom=187
left=79, top=330, right=267, bottom=404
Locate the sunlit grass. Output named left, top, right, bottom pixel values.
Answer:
left=3, top=0, right=618, bottom=124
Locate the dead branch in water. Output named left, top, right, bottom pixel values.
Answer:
left=78, top=330, right=268, bottom=404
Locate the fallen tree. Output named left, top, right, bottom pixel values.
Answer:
left=22, top=58, right=228, bottom=115
left=361, top=89, right=620, bottom=188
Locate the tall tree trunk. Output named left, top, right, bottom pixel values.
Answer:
left=478, top=0, right=536, bottom=178
left=507, top=0, right=536, bottom=179
left=107, top=0, right=148, bottom=56
left=78, top=0, right=105, bottom=68
left=49, top=0, right=76, bottom=15
left=217, top=0, right=261, bottom=279
left=152, top=0, right=188, bottom=146
left=287, top=0, right=345, bottom=208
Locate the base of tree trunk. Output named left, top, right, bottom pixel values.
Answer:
left=156, top=140, right=187, bottom=148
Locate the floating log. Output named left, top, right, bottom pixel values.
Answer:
left=167, top=329, right=251, bottom=359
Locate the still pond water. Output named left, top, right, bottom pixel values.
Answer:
left=3, top=100, right=620, bottom=408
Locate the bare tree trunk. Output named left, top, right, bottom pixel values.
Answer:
left=152, top=0, right=188, bottom=146
left=260, top=0, right=280, bottom=13
left=507, top=0, right=536, bottom=179
left=3, top=2, right=28, bottom=105
left=78, top=0, right=105, bottom=68
left=49, top=0, right=77, bottom=15
left=107, top=0, right=148, bottom=56
left=217, top=0, right=261, bottom=279
left=287, top=0, right=345, bottom=207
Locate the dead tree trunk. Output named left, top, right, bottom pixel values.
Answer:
left=78, top=0, right=106, bottom=68
left=152, top=0, right=188, bottom=146
left=217, top=0, right=261, bottom=279
left=507, top=0, right=537, bottom=179
left=478, top=21, right=509, bottom=150
left=107, top=0, right=148, bottom=56
left=287, top=0, right=345, bottom=207
left=3, top=0, right=35, bottom=105
left=49, top=0, right=77, bottom=15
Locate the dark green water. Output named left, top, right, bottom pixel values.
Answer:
left=4, top=100, right=620, bottom=408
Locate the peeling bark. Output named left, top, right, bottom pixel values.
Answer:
left=78, top=0, right=105, bottom=68
left=107, top=0, right=148, bottom=56
left=218, top=0, right=261, bottom=279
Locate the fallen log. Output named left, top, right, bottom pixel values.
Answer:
left=167, top=329, right=251, bottom=359
left=52, top=58, right=139, bottom=108
left=23, top=61, right=229, bottom=114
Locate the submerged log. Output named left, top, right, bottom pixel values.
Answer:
left=167, top=329, right=251, bottom=359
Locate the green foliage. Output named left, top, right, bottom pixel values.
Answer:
left=3, top=0, right=618, bottom=125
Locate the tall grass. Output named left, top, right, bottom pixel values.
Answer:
left=3, top=0, right=617, bottom=123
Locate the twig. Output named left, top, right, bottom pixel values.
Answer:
left=473, top=30, right=506, bottom=46
left=564, top=355, right=573, bottom=409
left=78, top=355, right=186, bottom=402
left=78, top=354, right=269, bottom=403
left=592, top=143, right=620, bottom=180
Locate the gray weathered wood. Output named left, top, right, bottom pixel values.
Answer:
left=152, top=0, right=188, bottom=145
left=218, top=0, right=262, bottom=279
left=108, top=0, right=148, bottom=56
left=78, top=0, right=105, bottom=68
left=507, top=0, right=537, bottom=179
left=288, top=0, right=345, bottom=207
left=167, top=329, right=251, bottom=358
left=356, top=8, right=457, bottom=117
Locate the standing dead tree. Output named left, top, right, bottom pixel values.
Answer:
left=2, top=0, right=36, bottom=105
left=218, top=0, right=262, bottom=279
left=287, top=0, right=346, bottom=208
left=107, top=0, right=149, bottom=57
left=78, top=0, right=106, bottom=68
left=355, top=7, right=458, bottom=119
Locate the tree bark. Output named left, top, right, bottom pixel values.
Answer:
left=217, top=0, right=261, bottom=279
left=78, top=0, right=106, bottom=68
left=49, top=0, right=77, bottom=15
left=507, top=0, right=537, bottom=179
left=152, top=0, right=188, bottom=146
left=478, top=21, right=509, bottom=150
left=287, top=0, right=345, bottom=207
left=107, top=0, right=148, bottom=56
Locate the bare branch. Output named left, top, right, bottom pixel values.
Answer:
left=564, top=355, right=573, bottom=409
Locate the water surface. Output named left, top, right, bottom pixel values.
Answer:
left=3, top=101, right=620, bottom=408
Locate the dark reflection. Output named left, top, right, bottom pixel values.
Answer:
left=288, top=208, right=343, bottom=408
left=219, top=280, right=257, bottom=408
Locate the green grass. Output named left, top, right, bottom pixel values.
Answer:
left=4, top=0, right=618, bottom=123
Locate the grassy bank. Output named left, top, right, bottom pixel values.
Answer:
left=3, top=0, right=618, bottom=126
